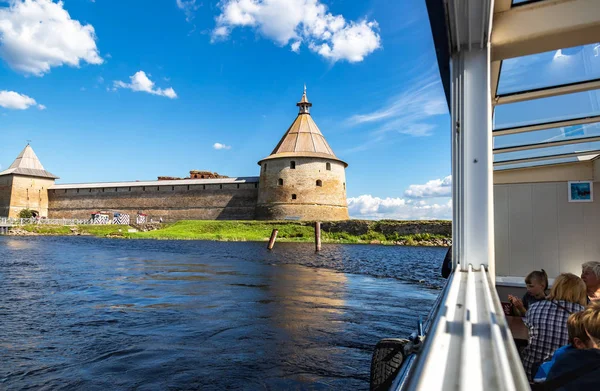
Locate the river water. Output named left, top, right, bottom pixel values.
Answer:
left=0, top=237, right=447, bottom=390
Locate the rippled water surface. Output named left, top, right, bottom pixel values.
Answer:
left=0, top=237, right=446, bottom=390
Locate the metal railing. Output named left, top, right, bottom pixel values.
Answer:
left=0, top=217, right=96, bottom=226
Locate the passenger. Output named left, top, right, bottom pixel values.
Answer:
left=521, top=273, right=587, bottom=381
left=543, top=302, right=600, bottom=389
left=508, top=269, right=549, bottom=317
left=533, top=311, right=589, bottom=383
left=581, top=261, right=600, bottom=302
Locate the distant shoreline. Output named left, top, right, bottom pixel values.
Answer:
left=6, top=220, right=452, bottom=246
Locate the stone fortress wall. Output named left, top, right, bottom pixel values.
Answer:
left=48, top=179, right=259, bottom=221
left=256, top=157, right=348, bottom=220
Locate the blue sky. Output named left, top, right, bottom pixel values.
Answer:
left=1, top=0, right=454, bottom=219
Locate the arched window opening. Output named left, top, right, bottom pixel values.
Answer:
left=290, top=161, right=296, bottom=169
left=326, top=162, right=331, bottom=171
left=316, top=180, right=322, bottom=187
left=292, top=194, right=297, bottom=200
left=278, top=178, right=283, bottom=186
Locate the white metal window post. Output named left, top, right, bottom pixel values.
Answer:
left=452, top=45, right=495, bottom=280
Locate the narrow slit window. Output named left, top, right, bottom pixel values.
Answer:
left=187, top=185, right=190, bottom=190
left=326, top=162, right=331, bottom=171
left=316, top=180, right=322, bottom=187
left=278, top=178, right=283, bottom=186
left=172, top=186, right=175, bottom=191
left=290, top=161, right=296, bottom=169
left=220, top=184, right=223, bottom=189
left=237, top=183, right=240, bottom=189
left=292, top=194, right=297, bottom=200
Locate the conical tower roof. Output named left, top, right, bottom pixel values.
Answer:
left=259, top=88, right=347, bottom=167
left=0, top=144, right=59, bottom=179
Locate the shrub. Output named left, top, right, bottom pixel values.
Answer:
left=18, top=209, right=33, bottom=218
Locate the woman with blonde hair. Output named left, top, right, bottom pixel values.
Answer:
left=521, top=273, right=587, bottom=381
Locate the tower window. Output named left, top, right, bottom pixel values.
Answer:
left=290, top=161, right=296, bottom=169
left=143, top=186, right=146, bottom=191
left=278, top=178, right=283, bottom=186
left=172, top=186, right=175, bottom=191
left=237, top=183, right=240, bottom=189
left=264, top=163, right=267, bottom=170
left=326, top=162, right=331, bottom=171
left=316, top=180, right=322, bottom=187
left=254, top=183, right=258, bottom=188
left=292, top=194, right=297, bottom=200
left=343, top=183, right=346, bottom=190
left=220, top=184, right=223, bottom=189
left=115, top=188, right=118, bottom=192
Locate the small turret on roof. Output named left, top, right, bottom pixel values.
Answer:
left=0, top=144, right=59, bottom=179
left=259, top=87, right=347, bottom=167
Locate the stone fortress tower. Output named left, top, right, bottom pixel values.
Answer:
left=0, top=144, right=58, bottom=218
left=256, top=87, right=349, bottom=220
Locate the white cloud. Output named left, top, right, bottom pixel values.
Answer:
left=176, top=0, right=200, bottom=22
left=113, top=71, right=177, bottom=99
left=212, top=0, right=381, bottom=63
left=0, top=90, right=45, bottom=110
left=348, top=195, right=452, bottom=220
left=213, top=142, right=231, bottom=150
left=0, top=0, right=103, bottom=76
left=343, top=70, right=447, bottom=152
left=404, top=175, right=452, bottom=198
left=349, top=73, right=446, bottom=135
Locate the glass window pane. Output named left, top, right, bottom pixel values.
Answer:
left=493, top=90, right=600, bottom=129
left=494, top=122, right=600, bottom=149
left=498, top=43, right=600, bottom=95
left=494, top=140, right=600, bottom=162
left=495, top=157, right=579, bottom=171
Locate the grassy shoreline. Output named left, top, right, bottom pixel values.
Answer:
left=13, top=220, right=451, bottom=246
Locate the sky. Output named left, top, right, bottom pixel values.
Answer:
left=4, top=1, right=595, bottom=221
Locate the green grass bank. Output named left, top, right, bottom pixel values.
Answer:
left=15, top=220, right=452, bottom=246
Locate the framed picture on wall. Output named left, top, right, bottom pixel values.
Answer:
left=568, top=181, right=593, bottom=202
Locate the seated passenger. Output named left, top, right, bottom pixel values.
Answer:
left=509, top=269, right=549, bottom=316
left=581, top=261, right=600, bottom=302
left=533, top=311, right=589, bottom=383
left=521, top=273, right=588, bottom=381
left=544, top=302, right=600, bottom=389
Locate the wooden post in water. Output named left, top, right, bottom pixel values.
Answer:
left=315, top=222, right=321, bottom=252
left=267, top=229, right=278, bottom=250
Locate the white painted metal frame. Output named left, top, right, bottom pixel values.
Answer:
left=495, top=79, right=600, bottom=105
left=493, top=115, right=600, bottom=136
left=493, top=134, right=600, bottom=154
left=494, top=149, right=600, bottom=167
left=454, top=47, right=495, bottom=275
left=406, top=266, right=530, bottom=391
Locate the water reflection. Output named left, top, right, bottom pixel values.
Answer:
left=0, top=237, right=444, bottom=390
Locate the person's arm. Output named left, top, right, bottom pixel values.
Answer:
left=508, top=295, right=526, bottom=316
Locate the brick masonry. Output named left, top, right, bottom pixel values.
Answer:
left=48, top=182, right=259, bottom=221
left=256, top=157, right=348, bottom=220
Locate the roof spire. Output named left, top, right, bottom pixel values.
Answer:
left=297, top=85, right=312, bottom=114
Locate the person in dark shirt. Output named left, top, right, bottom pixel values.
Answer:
left=509, top=269, right=549, bottom=317
left=544, top=302, right=600, bottom=390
